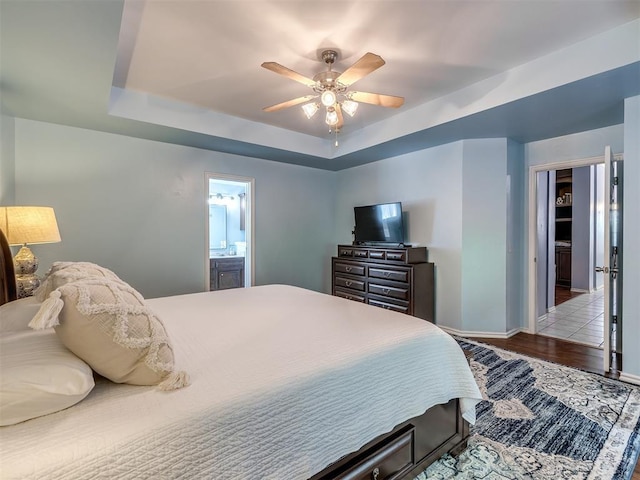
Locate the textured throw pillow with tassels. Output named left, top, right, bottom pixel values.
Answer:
left=30, top=277, right=189, bottom=391
left=35, top=261, right=123, bottom=302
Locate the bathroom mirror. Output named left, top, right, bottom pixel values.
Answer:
left=209, top=204, right=227, bottom=251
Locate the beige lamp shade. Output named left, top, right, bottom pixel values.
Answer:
left=0, top=206, right=61, bottom=246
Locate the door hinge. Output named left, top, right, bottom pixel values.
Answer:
left=613, top=176, right=619, bottom=186
left=612, top=315, right=618, bottom=324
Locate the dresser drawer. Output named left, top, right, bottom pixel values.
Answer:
left=336, top=427, right=414, bottom=480
left=368, top=283, right=410, bottom=301
left=334, top=276, right=366, bottom=292
left=385, top=251, right=406, bottom=262
left=368, top=267, right=409, bottom=283
left=334, top=262, right=366, bottom=277
left=353, top=249, right=369, bottom=259
left=334, top=288, right=366, bottom=303
left=368, top=249, right=386, bottom=260
left=338, top=247, right=354, bottom=257
left=367, top=297, right=410, bottom=314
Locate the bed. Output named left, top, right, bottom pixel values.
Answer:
left=0, top=230, right=482, bottom=480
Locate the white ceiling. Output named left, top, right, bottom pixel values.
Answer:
left=1, top=0, right=639, bottom=170
left=117, top=0, right=639, bottom=138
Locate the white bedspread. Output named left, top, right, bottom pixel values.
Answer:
left=0, top=285, right=482, bottom=479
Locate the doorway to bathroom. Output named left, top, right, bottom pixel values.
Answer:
left=206, top=173, right=254, bottom=291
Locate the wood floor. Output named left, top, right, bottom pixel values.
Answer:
left=554, top=284, right=585, bottom=305
left=474, top=333, right=639, bottom=479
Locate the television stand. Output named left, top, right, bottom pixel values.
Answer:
left=332, top=244, right=435, bottom=322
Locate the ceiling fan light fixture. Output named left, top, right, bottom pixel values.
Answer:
left=302, top=102, right=319, bottom=119
left=320, top=90, right=337, bottom=107
left=342, top=100, right=358, bottom=117
left=325, top=108, right=339, bottom=126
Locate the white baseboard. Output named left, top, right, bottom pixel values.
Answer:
left=438, top=326, right=522, bottom=339
left=548, top=306, right=557, bottom=313
left=618, top=371, right=640, bottom=386
left=570, top=288, right=589, bottom=293
left=537, top=313, right=548, bottom=322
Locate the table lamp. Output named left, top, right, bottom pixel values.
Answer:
left=0, top=206, right=61, bottom=298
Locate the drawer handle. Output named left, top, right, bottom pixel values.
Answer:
left=345, top=266, right=352, bottom=272
left=382, top=288, right=391, bottom=295
left=372, top=467, right=380, bottom=480
left=345, top=280, right=352, bottom=287
left=383, top=271, right=391, bottom=277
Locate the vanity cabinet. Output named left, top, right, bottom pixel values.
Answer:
left=332, top=245, right=434, bottom=322
left=210, top=257, right=245, bottom=291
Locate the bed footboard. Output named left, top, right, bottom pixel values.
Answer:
left=310, top=398, right=468, bottom=480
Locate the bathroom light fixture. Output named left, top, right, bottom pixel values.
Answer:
left=208, top=193, right=235, bottom=205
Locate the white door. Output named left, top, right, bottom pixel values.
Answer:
left=599, top=146, right=623, bottom=372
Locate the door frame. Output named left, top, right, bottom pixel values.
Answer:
left=205, top=172, right=255, bottom=291
left=527, top=153, right=623, bottom=334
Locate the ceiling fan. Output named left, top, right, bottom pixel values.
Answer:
left=261, top=50, right=404, bottom=131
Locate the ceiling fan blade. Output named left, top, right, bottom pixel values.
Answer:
left=263, top=95, right=317, bottom=112
left=336, top=53, right=385, bottom=86
left=261, top=62, right=317, bottom=88
left=350, top=91, right=404, bottom=108
left=336, top=104, right=344, bottom=130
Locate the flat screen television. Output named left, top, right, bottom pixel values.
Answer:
left=354, top=202, right=405, bottom=245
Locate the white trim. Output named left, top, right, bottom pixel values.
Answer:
left=570, top=288, right=590, bottom=293
left=618, top=371, right=640, bottom=386
left=438, top=326, right=522, bottom=339
left=526, top=153, right=623, bottom=335
left=537, top=313, right=548, bottom=322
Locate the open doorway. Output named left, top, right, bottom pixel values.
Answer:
left=205, top=173, right=254, bottom=291
left=531, top=160, right=606, bottom=348
left=529, top=150, right=623, bottom=367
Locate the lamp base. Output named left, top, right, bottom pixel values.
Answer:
left=13, top=245, right=40, bottom=298
left=15, top=274, right=41, bottom=298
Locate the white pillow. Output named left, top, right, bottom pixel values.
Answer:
left=0, top=297, right=42, bottom=333
left=0, top=329, right=95, bottom=426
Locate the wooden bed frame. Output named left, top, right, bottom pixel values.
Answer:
left=0, top=229, right=469, bottom=480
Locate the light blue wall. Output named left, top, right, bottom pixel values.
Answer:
left=5, top=114, right=637, bottom=360
left=335, top=142, right=465, bottom=330
left=0, top=114, right=15, bottom=204
left=334, top=138, right=521, bottom=335
left=525, top=124, right=624, bottom=166
left=11, top=119, right=337, bottom=298
left=622, top=95, right=640, bottom=380
left=461, top=139, right=508, bottom=333
left=506, top=140, right=525, bottom=332
left=571, top=165, right=593, bottom=291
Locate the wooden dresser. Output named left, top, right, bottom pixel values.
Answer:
left=332, top=245, right=435, bottom=323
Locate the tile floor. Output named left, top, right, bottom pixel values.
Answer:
left=538, top=289, right=605, bottom=348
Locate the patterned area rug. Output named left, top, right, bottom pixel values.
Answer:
left=416, top=339, right=640, bottom=480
